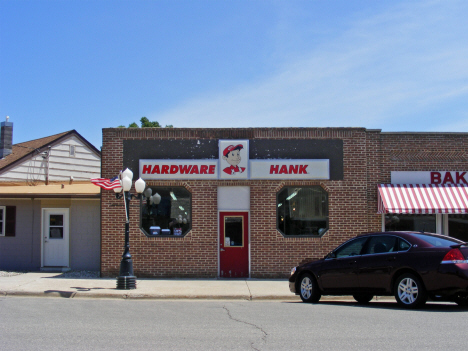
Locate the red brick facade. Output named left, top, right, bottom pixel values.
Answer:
left=100, top=128, right=468, bottom=278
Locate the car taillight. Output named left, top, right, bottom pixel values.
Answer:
left=441, top=249, right=466, bottom=264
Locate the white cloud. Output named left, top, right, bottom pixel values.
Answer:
left=155, top=0, right=468, bottom=132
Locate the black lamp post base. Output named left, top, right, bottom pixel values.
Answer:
left=116, top=276, right=137, bottom=289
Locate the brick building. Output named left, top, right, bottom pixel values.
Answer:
left=100, top=128, right=468, bottom=278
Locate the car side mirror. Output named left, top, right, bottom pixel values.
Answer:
left=326, top=252, right=336, bottom=259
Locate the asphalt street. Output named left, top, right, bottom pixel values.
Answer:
left=1, top=297, right=467, bottom=351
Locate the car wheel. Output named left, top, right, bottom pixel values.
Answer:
left=394, top=273, right=427, bottom=309
left=299, top=273, right=321, bottom=303
left=353, top=294, right=374, bottom=304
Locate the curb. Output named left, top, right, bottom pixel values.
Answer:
left=0, top=290, right=396, bottom=302
left=0, top=290, right=299, bottom=300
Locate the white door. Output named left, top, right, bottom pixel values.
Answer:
left=42, top=208, right=69, bottom=267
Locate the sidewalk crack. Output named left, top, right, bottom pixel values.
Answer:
left=244, top=280, right=252, bottom=300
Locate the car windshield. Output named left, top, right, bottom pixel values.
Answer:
left=412, top=233, right=463, bottom=247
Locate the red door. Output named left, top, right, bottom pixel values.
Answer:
left=219, top=211, right=249, bottom=278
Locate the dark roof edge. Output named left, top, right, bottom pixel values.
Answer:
left=103, top=127, right=468, bottom=135
left=15, top=130, right=71, bottom=146
left=70, top=129, right=101, bottom=156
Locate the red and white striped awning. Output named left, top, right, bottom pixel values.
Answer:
left=378, top=184, right=468, bottom=214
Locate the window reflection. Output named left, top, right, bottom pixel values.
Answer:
left=224, top=217, right=243, bottom=247
left=140, top=187, right=191, bottom=237
left=277, top=186, right=329, bottom=237
left=334, top=237, right=367, bottom=258
left=385, top=214, right=436, bottom=232
left=49, top=215, right=64, bottom=239
left=448, top=214, right=468, bottom=242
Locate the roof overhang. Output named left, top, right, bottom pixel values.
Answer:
left=0, top=183, right=100, bottom=199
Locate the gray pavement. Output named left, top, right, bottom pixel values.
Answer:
left=0, top=272, right=396, bottom=302
left=0, top=272, right=300, bottom=300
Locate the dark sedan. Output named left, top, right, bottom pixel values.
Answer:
left=289, top=231, right=468, bottom=308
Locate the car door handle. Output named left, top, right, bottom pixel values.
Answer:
left=387, top=257, right=396, bottom=261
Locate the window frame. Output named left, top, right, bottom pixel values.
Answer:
left=276, top=185, right=329, bottom=238
left=397, top=237, right=412, bottom=252
left=139, top=186, right=192, bottom=238
left=0, top=206, right=16, bottom=237
left=0, top=206, right=5, bottom=236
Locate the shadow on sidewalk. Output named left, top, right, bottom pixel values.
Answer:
left=44, top=290, right=76, bottom=298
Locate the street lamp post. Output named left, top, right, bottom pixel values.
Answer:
left=113, top=168, right=146, bottom=290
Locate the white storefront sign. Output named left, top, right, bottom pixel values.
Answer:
left=140, top=160, right=219, bottom=180
left=140, top=159, right=330, bottom=180
left=139, top=139, right=330, bottom=180
left=250, top=160, right=329, bottom=180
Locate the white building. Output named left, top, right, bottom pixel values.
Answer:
left=0, top=118, right=101, bottom=272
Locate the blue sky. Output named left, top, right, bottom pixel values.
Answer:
left=1, top=0, right=467, bottom=149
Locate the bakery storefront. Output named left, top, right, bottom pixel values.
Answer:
left=100, top=128, right=468, bottom=278
left=378, top=171, right=468, bottom=242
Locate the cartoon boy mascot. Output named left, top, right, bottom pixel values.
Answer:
left=222, top=144, right=246, bottom=175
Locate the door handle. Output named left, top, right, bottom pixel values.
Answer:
left=387, top=257, right=396, bottom=261
left=220, top=248, right=225, bottom=252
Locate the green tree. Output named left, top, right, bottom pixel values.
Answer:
left=140, top=117, right=160, bottom=127
left=118, top=117, right=173, bottom=128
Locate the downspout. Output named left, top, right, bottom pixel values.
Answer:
left=45, top=146, right=51, bottom=185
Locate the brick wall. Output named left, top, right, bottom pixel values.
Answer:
left=100, top=128, right=468, bottom=278
left=380, top=133, right=468, bottom=178
left=366, top=130, right=383, bottom=232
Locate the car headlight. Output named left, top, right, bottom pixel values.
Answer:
left=290, top=267, right=297, bottom=276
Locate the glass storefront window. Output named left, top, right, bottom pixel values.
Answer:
left=448, top=214, right=468, bottom=242
left=277, top=186, right=329, bottom=237
left=384, top=214, right=436, bottom=233
left=140, top=187, right=191, bottom=237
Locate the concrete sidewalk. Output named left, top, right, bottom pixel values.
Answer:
left=0, top=272, right=300, bottom=300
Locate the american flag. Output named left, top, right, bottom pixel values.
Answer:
left=91, top=175, right=121, bottom=190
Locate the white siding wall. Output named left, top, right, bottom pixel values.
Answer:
left=0, top=135, right=100, bottom=183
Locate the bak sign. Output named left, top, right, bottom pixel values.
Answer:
left=431, top=171, right=468, bottom=184
left=391, top=171, right=468, bottom=185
